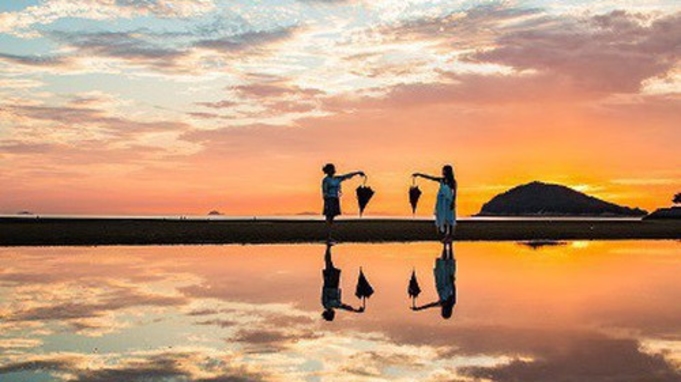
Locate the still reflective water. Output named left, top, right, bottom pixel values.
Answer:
left=0, top=241, right=679, bottom=381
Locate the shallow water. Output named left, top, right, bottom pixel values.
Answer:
left=0, top=241, right=679, bottom=381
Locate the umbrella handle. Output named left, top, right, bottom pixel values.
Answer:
left=362, top=174, right=368, bottom=186
left=412, top=175, right=417, bottom=186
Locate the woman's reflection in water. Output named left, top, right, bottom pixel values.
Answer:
left=411, top=243, right=457, bottom=319
left=321, top=244, right=364, bottom=321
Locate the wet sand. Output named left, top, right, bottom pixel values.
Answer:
left=1, top=217, right=679, bottom=246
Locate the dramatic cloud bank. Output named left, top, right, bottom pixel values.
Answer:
left=0, top=0, right=679, bottom=215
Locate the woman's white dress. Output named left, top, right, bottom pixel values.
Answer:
left=435, top=181, right=455, bottom=233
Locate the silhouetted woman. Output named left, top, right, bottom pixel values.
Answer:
left=322, top=163, right=364, bottom=243
left=411, top=244, right=457, bottom=319
left=321, top=244, right=364, bottom=321
left=413, top=165, right=457, bottom=243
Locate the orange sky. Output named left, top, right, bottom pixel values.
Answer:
left=0, top=1, right=679, bottom=216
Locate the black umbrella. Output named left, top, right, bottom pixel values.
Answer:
left=408, top=269, right=421, bottom=308
left=409, top=177, right=422, bottom=215
left=356, top=176, right=375, bottom=217
left=355, top=267, right=374, bottom=309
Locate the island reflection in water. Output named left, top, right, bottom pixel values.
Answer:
left=0, top=241, right=679, bottom=381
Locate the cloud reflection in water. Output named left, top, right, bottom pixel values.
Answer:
left=0, top=242, right=679, bottom=381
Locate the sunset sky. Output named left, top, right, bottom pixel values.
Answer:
left=0, top=0, right=679, bottom=216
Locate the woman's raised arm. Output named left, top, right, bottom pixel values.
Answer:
left=338, top=171, right=365, bottom=181
left=412, top=173, right=442, bottom=182
left=411, top=301, right=441, bottom=311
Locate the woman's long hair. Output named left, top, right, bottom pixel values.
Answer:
left=442, top=165, right=455, bottom=189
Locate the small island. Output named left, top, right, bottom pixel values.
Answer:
left=644, top=193, right=681, bottom=220
left=477, top=181, right=647, bottom=217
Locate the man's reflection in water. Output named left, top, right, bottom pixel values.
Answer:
left=411, top=243, right=457, bottom=319
left=322, top=244, right=364, bottom=321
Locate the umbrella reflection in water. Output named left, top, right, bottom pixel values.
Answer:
left=408, top=269, right=421, bottom=308
left=355, top=267, right=374, bottom=309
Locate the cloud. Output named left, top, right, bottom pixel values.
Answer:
left=0, top=141, right=56, bottom=154
left=340, top=351, right=424, bottom=377
left=319, top=7, right=681, bottom=112
left=0, top=78, right=44, bottom=89
left=230, top=327, right=322, bottom=352
left=376, top=4, right=543, bottom=48
left=0, top=338, right=43, bottom=350
left=0, top=350, right=267, bottom=382
left=0, top=2, right=679, bottom=218
left=50, top=30, right=188, bottom=71
left=28, top=25, right=302, bottom=75
left=0, top=52, right=71, bottom=68
left=195, top=27, right=299, bottom=54
left=468, top=10, right=681, bottom=94
left=460, top=334, right=681, bottom=382
left=335, top=8, right=681, bottom=110
left=0, top=356, right=81, bottom=375
left=188, top=111, right=223, bottom=119
left=195, top=100, right=237, bottom=109
left=7, top=286, right=189, bottom=323
left=187, top=308, right=222, bottom=316
left=202, top=84, right=322, bottom=121
left=189, top=80, right=325, bottom=123
left=233, top=83, right=323, bottom=99
left=196, top=318, right=237, bottom=328
left=0, top=0, right=217, bottom=36
left=0, top=95, right=195, bottom=166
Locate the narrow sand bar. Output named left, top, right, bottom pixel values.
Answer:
left=1, top=217, right=679, bottom=246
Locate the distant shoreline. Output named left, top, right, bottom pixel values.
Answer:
left=0, top=214, right=646, bottom=221
left=1, top=217, right=679, bottom=246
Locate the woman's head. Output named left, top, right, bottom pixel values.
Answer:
left=441, top=296, right=455, bottom=319
left=323, top=163, right=336, bottom=176
left=442, top=165, right=455, bottom=188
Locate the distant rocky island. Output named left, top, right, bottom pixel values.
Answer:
left=644, top=207, right=681, bottom=220
left=207, top=210, right=223, bottom=216
left=477, top=181, right=647, bottom=217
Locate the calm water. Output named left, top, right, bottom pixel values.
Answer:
left=0, top=241, right=679, bottom=381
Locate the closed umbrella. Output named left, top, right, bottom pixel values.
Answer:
left=356, top=176, right=375, bottom=217
left=355, top=267, right=374, bottom=309
left=408, top=269, right=421, bottom=308
left=409, top=177, right=422, bottom=215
